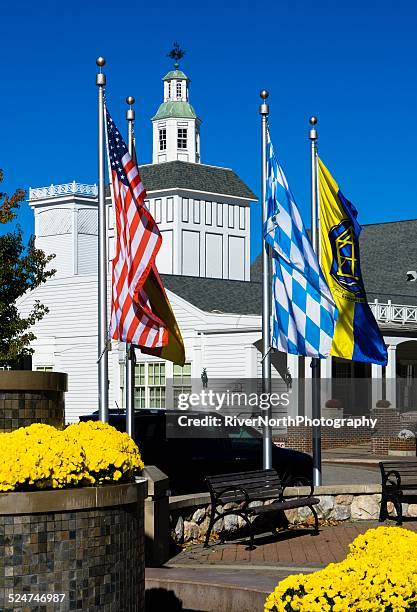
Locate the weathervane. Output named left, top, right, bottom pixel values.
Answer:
left=167, top=42, right=185, bottom=68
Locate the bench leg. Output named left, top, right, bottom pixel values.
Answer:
left=394, top=498, right=403, bottom=526
left=246, top=520, right=255, bottom=551
left=310, top=505, right=319, bottom=535
left=379, top=495, right=388, bottom=522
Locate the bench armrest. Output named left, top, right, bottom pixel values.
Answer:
left=383, top=470, right=401, bottom=491
left=210, top=485, right=250, bottom=509
left=282, top=476, right=314, bottom=498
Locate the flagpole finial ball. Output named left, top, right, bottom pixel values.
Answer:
left=96, top=57, right=106, bottom=67
left=126, top=96, right=135, bottom=106
left=309, top=116, right=318, bottom=125
left=260, top=89, right=269, bottom=100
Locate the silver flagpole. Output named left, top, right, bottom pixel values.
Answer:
left=260, top=90, right=272, bottom=470
left=125, top=95, right=136, bottom=438
left=96, top=57, right=109, bottom=423
left=309, top=116, right=322, bottom=485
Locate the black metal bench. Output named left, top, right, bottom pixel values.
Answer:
left=379, top=461, right=417, bottom=524
left=204, top=468, right=319, bottom=549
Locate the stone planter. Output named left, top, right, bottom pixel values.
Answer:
left=0, top=371, right=67, bottom=432
left=0, top=480, right=147, bottom=611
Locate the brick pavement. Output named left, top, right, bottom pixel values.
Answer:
left=169, top=521, right=417, bottom=569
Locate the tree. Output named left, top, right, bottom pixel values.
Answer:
left=0, top=170, right=56, bottom=365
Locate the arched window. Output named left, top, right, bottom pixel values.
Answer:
left=167, top=82, right=171, bottom=99
left=176, top=82, right=182, bottom=99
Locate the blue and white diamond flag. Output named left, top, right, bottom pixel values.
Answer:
left=263, top=131, right=338, bottom=358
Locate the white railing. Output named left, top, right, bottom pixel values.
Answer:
left=29, top=182, right=98, bottom=201
left=370, top=300, right=417, bottom=325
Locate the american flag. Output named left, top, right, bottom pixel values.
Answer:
left=106, top=108, right=168, bottom=349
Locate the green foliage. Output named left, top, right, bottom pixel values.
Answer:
left=0, top=170, right=56, bottom=363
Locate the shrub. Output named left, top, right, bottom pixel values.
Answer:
left=0, top=421, right=144, bottom=492
left=325, top=399, right=342, bottom=408
left=265, top=526, right=417, bottom=611
left=375, top=399, right=391, bottom=408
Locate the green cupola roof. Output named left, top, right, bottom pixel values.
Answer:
left=152, top=100, right=198, bottom=121
left=163, top=69, right=189, bottom=82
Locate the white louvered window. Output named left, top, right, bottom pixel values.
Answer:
left=193, top=200, right=200, bottom=223
left=228, top=205, right=235, bottom=228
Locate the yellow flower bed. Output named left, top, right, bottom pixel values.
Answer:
left=265, top=526, right=417, bottom=612
left=0, top=421, right=144, bottom=491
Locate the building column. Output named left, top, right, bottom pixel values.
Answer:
left=244, top=344, right=258, bottom=379
left=371, top=363, right=383, bottom=409
left=386, top=344, right=397, bottom=408
left=192, top=339, right=203, bottom=394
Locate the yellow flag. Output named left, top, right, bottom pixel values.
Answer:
left=141, top=268, right=185, bottom=366
left=318, top=158, right=387, bottom=365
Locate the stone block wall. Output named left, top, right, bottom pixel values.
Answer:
left=0, top=482, right=146, bottom=612
left=169, top=485, right=417, bottom=546
left=0, top=372, right=67, bottom=432
left=0, top=391, right=65, bottom=431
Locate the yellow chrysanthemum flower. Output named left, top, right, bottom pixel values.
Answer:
left=0, top=421, right=144, bottom=492
left=265, top=526, right=417, bottom=611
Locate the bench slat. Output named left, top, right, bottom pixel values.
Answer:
left=251, top=497, right=319, bottom=515
left=209, top=478, right=281, bottom=491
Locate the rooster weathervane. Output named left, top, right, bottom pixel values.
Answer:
left=167, top=42, right=185, bottom=67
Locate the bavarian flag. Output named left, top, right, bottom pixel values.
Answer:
left=318, top=158, right=387, bottom=365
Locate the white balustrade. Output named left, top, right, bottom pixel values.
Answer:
left=370, top=299, right=417, bottom=326
left=29, top=182, right=98, bottom=201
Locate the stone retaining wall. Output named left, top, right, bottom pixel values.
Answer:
left=169, top=485, right=417, bottom=545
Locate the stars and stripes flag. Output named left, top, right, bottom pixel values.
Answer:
left=105, top=108, right=184, bottom=364
left=263, top=130, right=338, bottom=358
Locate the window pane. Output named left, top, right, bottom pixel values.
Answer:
left=150, top=387, right=165, bottom=408
left=134, top=387, right=146, bottom=409
left=135, top=363, right=145, bottom=385
left=173, top=362, right=191, bottom=385
left=174, top=387, right=192, bottom=408
left=177, top=128, right=187, bottom=149
left=159, top=128, right=167, bottom=151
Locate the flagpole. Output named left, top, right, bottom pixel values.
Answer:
left=260, top=89, right=272, bottom=470
left=125, top=95, right=136, bottom=438
left=309, top=116, right=322, bottom=485
left=96, top=57, right=109, bottom=422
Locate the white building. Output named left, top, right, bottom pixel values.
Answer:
left=18, top=62, right=417, bottom=424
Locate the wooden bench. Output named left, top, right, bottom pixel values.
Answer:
left=379, top=461, right=417, bottom=524
left=204, top=468, right=319, bottom=550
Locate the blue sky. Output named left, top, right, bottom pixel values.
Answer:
left=1, top=0, right=416, bottom=260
